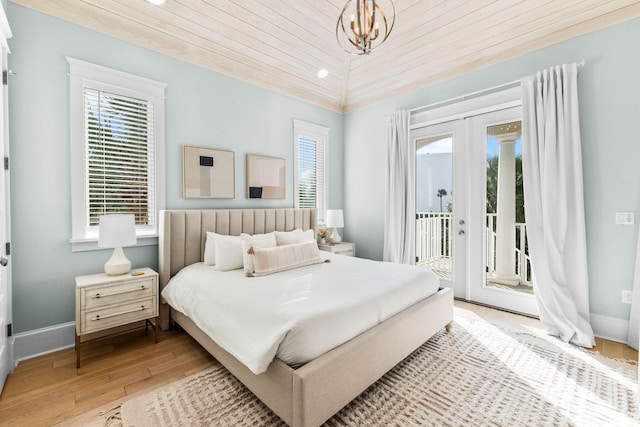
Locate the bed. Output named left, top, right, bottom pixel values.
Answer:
left=158, top=208, right=454, bottom=427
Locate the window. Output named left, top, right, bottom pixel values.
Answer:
left=68, top=58, right=166, bottom=251
left=293, top=119, right=329, bottom=223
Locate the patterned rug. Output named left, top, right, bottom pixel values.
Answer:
left=116, top=314, right=639, bottom=426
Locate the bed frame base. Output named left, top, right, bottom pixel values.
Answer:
left=171, top=287, right=453, bottom=427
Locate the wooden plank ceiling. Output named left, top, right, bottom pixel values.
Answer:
left=10, top=0, right=640, bottom=112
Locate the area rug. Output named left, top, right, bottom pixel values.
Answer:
left=116, top=314, right=639, bottom=426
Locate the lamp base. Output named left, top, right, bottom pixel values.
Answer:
left=104, top=247, right=132, bottom=276
left=329, top=228, right=342, bottom=244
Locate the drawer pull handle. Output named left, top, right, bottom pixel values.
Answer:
left=93, top=285, right=147, bottom=299
left=91, top=305, right=147, bottom=321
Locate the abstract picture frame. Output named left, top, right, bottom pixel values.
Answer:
left=183, top=145, right=235, bottom=198
left=246, top=154, right=285, bottom=199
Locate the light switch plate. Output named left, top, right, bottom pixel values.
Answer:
left=615, top=212, right=635, bottom=225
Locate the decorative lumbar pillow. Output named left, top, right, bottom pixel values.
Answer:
left=241, top=232, right=277, bottom=273
left=204, top=232, right=218, bottom=266
left=214, top=234, right=244, bottom=271
left=248, top=240, right=327, bottom=277
left=275, top=229, right=315, bottom=246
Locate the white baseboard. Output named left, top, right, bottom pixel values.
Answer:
left=590, top=312, right=629, bottom=344
left=10, top=312, right=632, bottom=366
left=12, top=320, right=149, bottom=366
left=12, top=322, right=75, bottom=367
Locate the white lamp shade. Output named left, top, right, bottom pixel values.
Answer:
left=326, top=210, right=344, bottom=228
left=98, top=214, right=137, bottom=248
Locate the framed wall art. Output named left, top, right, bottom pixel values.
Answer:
left=183, top=145, right=235, bottom=198
left=246, top=154, right=285, bottom=199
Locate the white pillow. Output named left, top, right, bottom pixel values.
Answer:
left=275, top=229, right=315, bottom=246
left=241, top=232, right=276, bottom=273
left=204, top=232, right=217, bottom=266
left=214, top=234, right=244, bottom=271
left=249, top=240, right=325, bottom=277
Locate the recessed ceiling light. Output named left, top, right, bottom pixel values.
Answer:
left=317, top=69, right=329, bottom=79
left=147, top=0, right=166, bottom=5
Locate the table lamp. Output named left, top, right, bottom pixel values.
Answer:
left=98, top=214, right=137, bottom=275
left=326, top=209, right=344, bottom=244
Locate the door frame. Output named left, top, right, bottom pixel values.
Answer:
left=0, top=2, right=12, bottom=393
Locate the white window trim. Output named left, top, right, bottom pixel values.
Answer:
left=68, top=58, right=166, bottom=252
left=293, top=119, right=329, bottom=223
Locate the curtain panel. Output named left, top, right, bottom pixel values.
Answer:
left=383, top=110, right=415, bottom=264
left=521, top=62, right=594, bottom=347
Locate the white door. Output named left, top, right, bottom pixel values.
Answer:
left=413, top=119, right=467, bottom=297
left=467, top=107, right=537, bottom=316
left=413, top=104, right=537, bottom=317
left=0, top=4, right=12, bottom=392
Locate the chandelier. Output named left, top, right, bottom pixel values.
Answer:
left=336, top=0, right=395, bottom=55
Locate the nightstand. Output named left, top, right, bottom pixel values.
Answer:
left=318, top=242, right=356, bottom=257
left=75, top=267, right=159, bottom=368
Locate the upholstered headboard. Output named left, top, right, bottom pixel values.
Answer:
left=157, top=208, right=317, bottom=329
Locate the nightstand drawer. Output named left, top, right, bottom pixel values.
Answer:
left=318, top=242, right=356, bottom=257
left=81, top=297, right=157, bottom=334
left=82, top=277, right=155, bottom=310
left=334, top=248, right=354, bottom=256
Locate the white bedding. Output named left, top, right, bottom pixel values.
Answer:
left=161, top=252, right=440, bottom=374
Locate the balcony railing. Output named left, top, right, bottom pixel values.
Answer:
left=485, top=213, right=532, bottom=284
left=415, top=211, right=532, bottom=285
left=415, top=212, right=453, bottom=262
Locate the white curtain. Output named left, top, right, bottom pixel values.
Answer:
left=626, top=230, right=640, bottom=350
left=383, top=110, right=415, bottom=264
left=521, top=62, right=595, bottom=348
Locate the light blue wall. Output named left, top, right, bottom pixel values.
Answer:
left=7, top=3, right=640, bottom=333
left=343, top=17, right=640, bottom=321
left=6, top=4, right=343, bottom=333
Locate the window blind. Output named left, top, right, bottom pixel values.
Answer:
left=297, top=136, right=325, bottom=217
left=84, top=88, right=155, bottom=228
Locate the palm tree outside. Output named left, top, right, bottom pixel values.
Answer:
left=437, top=188, right=448, bottom=212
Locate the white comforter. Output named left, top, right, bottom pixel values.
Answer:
left=161, top=253, right=440, bottom=374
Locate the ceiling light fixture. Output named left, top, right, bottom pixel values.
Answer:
left=336, top=0, right=395, bottom=55
left=317, top=69, right=329, bottom=79
left=146, top=0, right=166, bottom=5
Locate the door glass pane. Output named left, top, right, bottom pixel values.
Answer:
left=484, top=121, right=532, bottom=294
left=416, top=134, right=453, bottom=280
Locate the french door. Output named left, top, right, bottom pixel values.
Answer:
left=413, top=120, right=467, bottom=298
left=412, top=104, right=538, bottom=317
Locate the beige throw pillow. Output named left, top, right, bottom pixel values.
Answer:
left=248, top=241, right=326, bottom=277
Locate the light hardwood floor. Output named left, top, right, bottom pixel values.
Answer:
left=0, top=301, right=636, bottom=426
